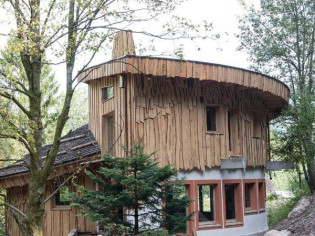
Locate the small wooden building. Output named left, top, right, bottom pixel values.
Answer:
left=0, top=31, right=289, bottom=236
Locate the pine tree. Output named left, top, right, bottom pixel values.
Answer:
left=71, top=144, right=192, bottom=235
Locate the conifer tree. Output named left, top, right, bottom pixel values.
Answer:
left=71, top=144, right=192, bottom=235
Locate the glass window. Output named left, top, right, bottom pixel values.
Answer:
left=245, top=183, right=253, bottom=209
left=225, top=184, right=236, bottom=221
left=259, top=182, right=265, bottom=210
left=55, top=186, right=70, bottom=206
left=206, top=107, right=216, bottom=131
left=198, top=184, right=215, bottom=223
left=102, top=86, right=114, bottom=102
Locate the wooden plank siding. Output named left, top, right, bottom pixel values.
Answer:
left=78, top=56, right=289, bottom=106
left=132, top=76, right=269, bottom=169
left=5, top=174, right=96, bottom=236
left=88, top=74, right=272, bottom=170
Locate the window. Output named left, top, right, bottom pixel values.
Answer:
left=223, top=180, right=243, bottom=227
left=198, top=185, right=215, bottom=223
left=102, top=86, right=114, bottom=102
left=55, top=186, right=70, bottom=206
left=102, top=114, right=114, bottom=155
left=195, top=180, right=222, bottom=230
left=244, top=181, right=258, bottom=214
left=258, top=181, right=265, bottom=211
left=225, top=184, right=236, bottom=221
left=245, top=183, right=253, bottom=209
left=206, top=107, right=216, bottom=131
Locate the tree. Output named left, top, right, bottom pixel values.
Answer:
left=0, top=38, right=60, bottom=166
left=0, top=0, right=212, bottom=235
left=238, top=0, right=314, bottom=192
left=71, top=144, right=192, bottom=235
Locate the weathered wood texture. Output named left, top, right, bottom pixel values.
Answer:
left=88, top=74, right=272, bottom=170
left=5, top=174, right=96, bottom=236
left=88, top=75, right=135, bottom=158
left=132, top=76, right=269, bottom=169
left=112, top=31, right=135, bottom=59
left=78, top=56, right=289, bottom=107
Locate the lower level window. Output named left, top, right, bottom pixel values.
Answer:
left=245, top=183, right=253, bottom=209
left=225, top=184, right=236, bottom=221
left=198, top=184, right=215, bottom=223
left=259, top=182, right=265, bottom=210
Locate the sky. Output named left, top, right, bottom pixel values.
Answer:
left=0, top=0, right=259, bottom=90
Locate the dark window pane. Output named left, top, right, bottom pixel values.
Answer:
left=102, top=87, right=114, bottom=102
left=225, top=184, right=236, bottom=220
left=228, top=110, right=232, bottom=151
left=107, top=116, right=114, bottom=154
left=198, top=184, right=215, bottom=223
left=206, top=107, right=216, bottom=131
left=245, top=183, right=253, bottom=209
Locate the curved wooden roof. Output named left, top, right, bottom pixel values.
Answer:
left=78, top=55, right=289, bottom=107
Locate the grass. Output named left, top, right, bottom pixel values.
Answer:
left=267, top=176, right=311, bottom=228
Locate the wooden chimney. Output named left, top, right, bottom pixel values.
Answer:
left=112, top=30, right=136, bottom=59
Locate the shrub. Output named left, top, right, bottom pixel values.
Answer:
left=267, top=178, right=311, bottom=227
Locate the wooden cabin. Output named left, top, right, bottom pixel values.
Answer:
left=0, top=31, right=289, bottom=236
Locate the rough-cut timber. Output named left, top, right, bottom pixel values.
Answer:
left=112, top=30, right=135, bottom=59
left=87, top=71, right=287, bottom=170
left=78, top=56, right=289, bottom=106
left=5, top=172, right=96, bottom=236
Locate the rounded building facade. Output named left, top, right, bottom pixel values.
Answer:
left=79, top=31, right=289, bottom=235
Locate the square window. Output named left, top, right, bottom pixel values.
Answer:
left=198, top=184, right=215, bottom=223
left=206, top=107, right=216, bottom=131
left=55, top=186, right=70, bottom=206
left=102, top=87, right=114, bottom=102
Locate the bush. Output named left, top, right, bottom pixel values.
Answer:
left=142, top=229, right=168, bottom=236
left=267, top=178, right=311, bottom=227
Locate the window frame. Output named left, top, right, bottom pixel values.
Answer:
left=243, top=180, right=258, bottom=215
left=222, top=180, right=243, bottom=228
left=258, top=180, right=266, bottom=212
left=102, top=113, right=115, bottom=155
left=206, top=106, right=217, bottom=132
left=193, top=180, right=222, bottom=230
left=52, top=185, right=72, bottom=211
left=102, top=86, right=114, bottom=102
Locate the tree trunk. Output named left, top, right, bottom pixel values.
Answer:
left=27, top=173, right=46, bottom=236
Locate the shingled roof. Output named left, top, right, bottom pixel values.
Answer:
left=0, top=124, right=100, bottom=179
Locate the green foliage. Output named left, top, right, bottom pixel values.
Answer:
left=267, top=177, right=311, bottom=227
left=61, top=85, right=88, bottom=136
left=72, top=144, right=191, bottom=235
left=143, top=229, right=168, bottom=236
left=101, top=223, right=129, bottom=236
left=0, top=38, right=60, bottom=165
left=238, top=0, right=315, bottom=192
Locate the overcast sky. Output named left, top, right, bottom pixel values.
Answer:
left=0, top=0, right=259, bottom=89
